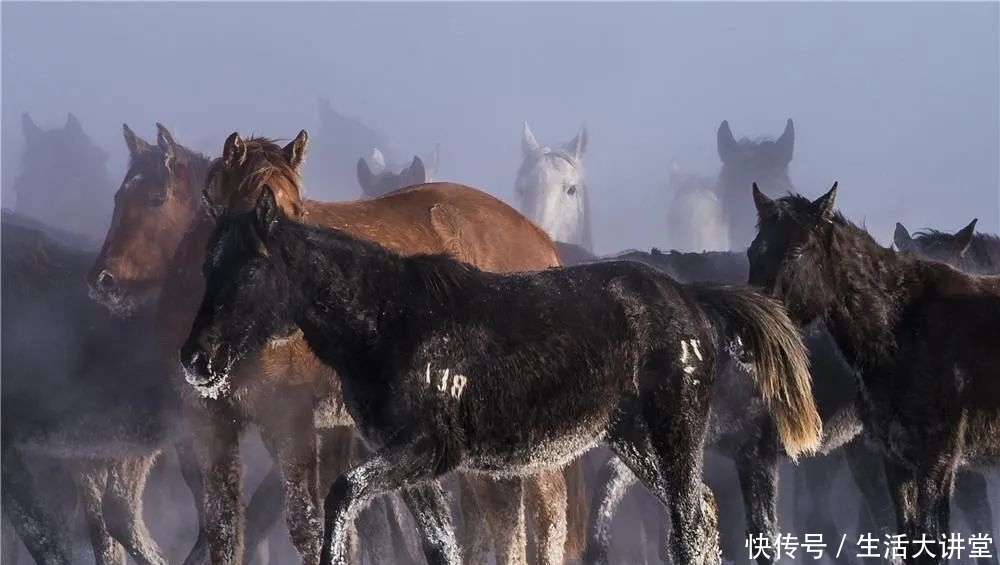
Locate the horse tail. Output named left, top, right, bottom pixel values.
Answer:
left=690, top=283, right=822, bottom=460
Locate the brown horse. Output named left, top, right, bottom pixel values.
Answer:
left=89, top=124, right=586, bottom=565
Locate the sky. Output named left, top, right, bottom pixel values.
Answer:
left=2, top=1, right=998, bottom=254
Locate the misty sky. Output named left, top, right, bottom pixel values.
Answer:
left=2, top=1, right=998, bottom=254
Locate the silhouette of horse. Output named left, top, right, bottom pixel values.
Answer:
left=356, top=153, right=428, bottom=198
left=180, top=183, right=823, bottom=565
left=10, top=113, right=113, bottom=243
left=516, top=121, right=592, bottom=251
left=715, top=119, right=795, bottom=250
left=304, top=98, right=397, bottom=200
left=2, top=210, right=180, bottom=565
left=749, top=182, right=1000, bottom=565
left=895, top=218, right=1000, bottom=276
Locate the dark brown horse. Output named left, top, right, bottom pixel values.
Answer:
left=89, top=124, right=586, bottom=565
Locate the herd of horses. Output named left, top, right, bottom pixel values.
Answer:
left=1, top=107, right=997, bottom=565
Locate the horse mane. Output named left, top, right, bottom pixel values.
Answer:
left=212, top=136, right=306, bottom=216
left=409, top=252, right=478, bottom=307
left=912, top=227, right=1000, bottom=273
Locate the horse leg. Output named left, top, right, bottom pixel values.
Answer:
left=457, top=473, right=494, bottom=563
left=1, top=449, right=73, bottom=565
left=464, top=474, right=527, bottom=565
left=317, top=427, right=361, bottom=563
left=175, top=437, right=213, bottom=565
left=953, top=470, right=999, bottom=565
left=913, top=455, right=959, bottom=565
left=733, top=423, right=779, bottom=565
left=188, top=403, right=246, bottom=565
left=524, top=469, right=568, bottom=565
left=794, top=456, right=853, bottom=565
left=102, top=452, right=170, bottom=565
left=2, top=512, right=24, bottom=565
left=842, top=438, right=895, bottom=556
left=258, top=403, right=322, bottom=565
left=75, top=460, right=126, bottom=565
left=582, top=456, right=639, bottom=565
left=242, top=464, right=284, bottom=565
left=882, top=458, right=917, bottom=563
left=320, top=434, right=461, bottom=565
left=561, top=460, right=590, bottom=564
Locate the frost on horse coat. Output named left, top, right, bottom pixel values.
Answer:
left=181, top=186, right=822, bottom=565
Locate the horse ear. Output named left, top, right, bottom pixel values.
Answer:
left=371, top=148, right=387, bottom=173
left=405, top=156, right=426, bottom=186
left=812, top=182, right=838, bottom=222
left=283, top=130, right=309, bottom=171
left=776, top=118, right=795, bottom=162
left=65, top=113, right=84, bottom=137
left=752, top=182, right=774, bottom=215
left=954, top=218, right=978, bottom=257
left=893, top=223, right=916, bottom=252
left=717, top=120, right=739, bottom=163
left=254, top=185, right=281, bottom=237
left=566, top=123, right=588, bottom=160
left=223, top=132, right=247, bottom=169
left=356, top=158, right=373, bottom=191
left=155, top=123, right=177, bottom=164
left=123, top=123, right=152, bottom=156
left=522, top=121, right=541, bottom=157
left=22, top=113, right=42, bottom=145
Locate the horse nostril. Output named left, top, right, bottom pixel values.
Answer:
left=96, top=270, right=117, bottom=290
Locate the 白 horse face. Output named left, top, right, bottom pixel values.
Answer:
left=88, top=124, right=200, bottom=316
left=515, top=121, right=591, bottom=250
left=747, top=182, right=839, bottom=325
left=180, top=187, right=297, bottom=398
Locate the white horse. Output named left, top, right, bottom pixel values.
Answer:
left=665, top=163, right=730, bottom=252
left=515, top=121, right=592, bottom=251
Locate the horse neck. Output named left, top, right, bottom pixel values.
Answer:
left=275, top=223, right=408, bottom=362
left=818, top=225, right=912, bottom=369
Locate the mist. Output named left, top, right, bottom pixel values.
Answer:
left=2, top=2, right=999, bottom=563
left=3, top=2, right=997, bottom=254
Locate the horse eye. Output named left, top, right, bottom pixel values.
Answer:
left=566, top=184, right=577, bottom=196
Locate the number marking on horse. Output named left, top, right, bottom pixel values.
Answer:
left=680, top=339, right=703, bottom=375
left=424, top=363, right=469, bottom=399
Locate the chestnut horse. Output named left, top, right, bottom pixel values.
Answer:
left=89, top=124, right=586, bottom=565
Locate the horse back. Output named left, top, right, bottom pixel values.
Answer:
left=303, top=182, right=561, bottom=272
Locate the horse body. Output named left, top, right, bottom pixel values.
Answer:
left=181, top=185, right=823, bottom=565
left=749, top=183, right=1000, bottom=565
left=516, top=121, right=592, bottom=251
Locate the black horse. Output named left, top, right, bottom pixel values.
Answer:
left=749, top=182, right=1000, bottom=565
left=180, top=186, right=823, bottom=565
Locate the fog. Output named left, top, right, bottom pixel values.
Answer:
left=2, top=2, right=999, bottom=563
left=3, top=2, right=997, bottom=254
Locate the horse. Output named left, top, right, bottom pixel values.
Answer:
left=749, top=182, right=1000, bottom=565
left=665, top=165, right=730, bottom=252
left=179, top=181, right=824, bottom=565
left=304, top=98, right=397, bottom=200
left=90, top=125, right=587, bottom=565
left=10, top=112, right=113, bottom=245
left=356, top=153, right=428, bottom=199
left=1, top=210, right=181, bottom=565
left=87, top=123, right=420, bottom=565
left=895, top=218, right=1000, bottom=276
left=893, top=218, right=1000, bottom=564
left=516, top=121, right=592, bottom=252
left=715, top=119, right=795, bottom=250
